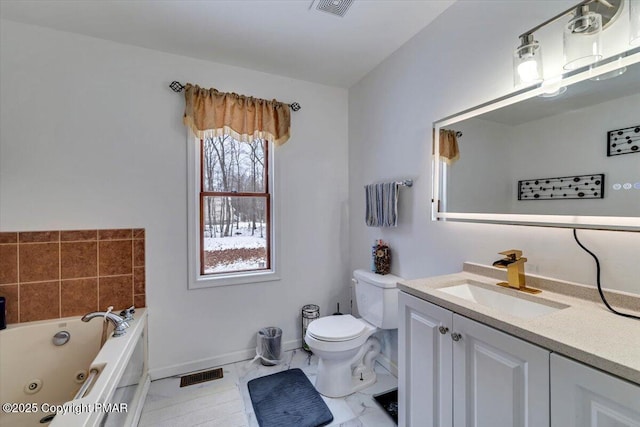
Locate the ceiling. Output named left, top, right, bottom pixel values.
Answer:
left=0, top=0, right=455, bottom=88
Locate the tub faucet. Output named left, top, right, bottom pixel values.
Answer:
left=492, top=249, right=541, bottom=294
left=119, top=306, right=135, bottom=322
left=81, top=310, right=129, bottom=337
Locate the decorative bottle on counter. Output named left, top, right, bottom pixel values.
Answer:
left=374, top=241, right=391, bottom=275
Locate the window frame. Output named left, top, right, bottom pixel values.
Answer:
left=187, top=132, right=279, bottom=289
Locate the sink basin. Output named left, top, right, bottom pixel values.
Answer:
left=438, top=282, right=567, bottom=319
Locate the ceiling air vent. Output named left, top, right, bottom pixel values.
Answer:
left=312, top=0, right=354, bottom=18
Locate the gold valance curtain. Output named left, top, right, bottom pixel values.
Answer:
left=438, top=129, right=460, bottom=164
left=183, top=84, right=291, bottom=146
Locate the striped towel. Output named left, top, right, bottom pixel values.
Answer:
left=365, top=182, right=398, bottom=227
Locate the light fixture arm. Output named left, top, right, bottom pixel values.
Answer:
left=518, top=0, right=616, bottom=39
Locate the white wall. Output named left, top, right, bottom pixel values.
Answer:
left=349, top=1, right=640, bottom=365
left=0, top=20, right=350, bottom=377
left=446, top=118, right=512, bottom=213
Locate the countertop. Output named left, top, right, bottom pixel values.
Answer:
left=398, top=263, right=640, bottom=385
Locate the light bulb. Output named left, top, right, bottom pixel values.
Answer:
left=518, top=59, right=541, bottom=83
left=513, top=35, right=543, bottom=87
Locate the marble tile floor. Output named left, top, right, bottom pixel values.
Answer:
left=139, top=349, right=398, bottom=427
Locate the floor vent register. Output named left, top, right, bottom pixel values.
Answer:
left=179, top=367, right=224, bottom=387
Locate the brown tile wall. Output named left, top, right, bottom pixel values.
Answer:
left=0, top=228, right=145, bottom=324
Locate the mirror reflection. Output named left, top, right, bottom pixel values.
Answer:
left=436, top=53, right=640, bottom=226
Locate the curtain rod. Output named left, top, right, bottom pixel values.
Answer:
left=441, top=128, right=463, bottom=138
left=169, top=81, right=301, bottom=111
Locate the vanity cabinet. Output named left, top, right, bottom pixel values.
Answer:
left=398, top=291, right=453, bottom=427
left=398, top=291, right=550, bottom=427
left=551, top=353, right=640, bottom=426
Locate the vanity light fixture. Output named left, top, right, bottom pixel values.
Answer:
left=514, top=33, right=544, bottom=86
left=513, top=0, right=624, bottom=87
left=563, top=4, right=603, bottom=70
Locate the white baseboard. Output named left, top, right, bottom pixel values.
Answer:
left=376, top=353, right=398, bottom=378
left=149, top=339, right=302, bottom=380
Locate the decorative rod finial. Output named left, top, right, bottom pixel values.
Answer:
left=169, top=81, right=185, bottom=93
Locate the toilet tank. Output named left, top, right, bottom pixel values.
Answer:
left=353, top=269, right=402, bottom=329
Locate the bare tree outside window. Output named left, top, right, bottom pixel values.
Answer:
left=200, top=136, right=269, bottom=274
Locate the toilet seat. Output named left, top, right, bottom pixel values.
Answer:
left=307, top=315, right=367, bottom=342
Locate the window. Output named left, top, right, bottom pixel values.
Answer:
left=188, top=134, right=277, bottom=288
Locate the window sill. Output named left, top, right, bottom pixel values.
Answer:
left=188, top=270, right=280, bottom=289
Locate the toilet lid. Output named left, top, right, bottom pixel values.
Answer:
left=307, top=315, right=367, bottom=342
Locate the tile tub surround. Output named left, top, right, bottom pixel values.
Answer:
left=398, top=263, right=640, bottom=385
left=141, top=349, right=398, bottom=427
left=0, top=229, right=146, bottom=324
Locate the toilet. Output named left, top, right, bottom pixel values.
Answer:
left=305, top=269, right=401, bottom=398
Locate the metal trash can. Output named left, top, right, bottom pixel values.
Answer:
left=256, top=327, right=282, bottom=366
left=301, top=304, right=320, bottom=352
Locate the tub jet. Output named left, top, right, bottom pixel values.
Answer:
left=39, top=414, right=55, bottom=424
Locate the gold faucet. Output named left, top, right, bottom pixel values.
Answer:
left=492, top=250, right=541, bottom=294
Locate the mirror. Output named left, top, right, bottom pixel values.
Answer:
left=433, top=48, right=640, bottom=231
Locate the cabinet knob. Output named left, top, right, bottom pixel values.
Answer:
left=451, top=333, right=462, bottom=342
left=438, top=326, right=449, bottom=335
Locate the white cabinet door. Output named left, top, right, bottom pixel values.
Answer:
left=398, top=292, right=453, bottom=427
left=551, top=353, right=640, bottom=427
left=452, top=314, right=550, bottom=427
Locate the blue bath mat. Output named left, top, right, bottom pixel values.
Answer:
left=247, top=368, right=333, bottom=427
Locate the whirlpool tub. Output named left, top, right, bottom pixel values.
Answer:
left=0, top=308, right=148, bottom=427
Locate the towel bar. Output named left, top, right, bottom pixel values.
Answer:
left=396, top=180, right=413, bottom=187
